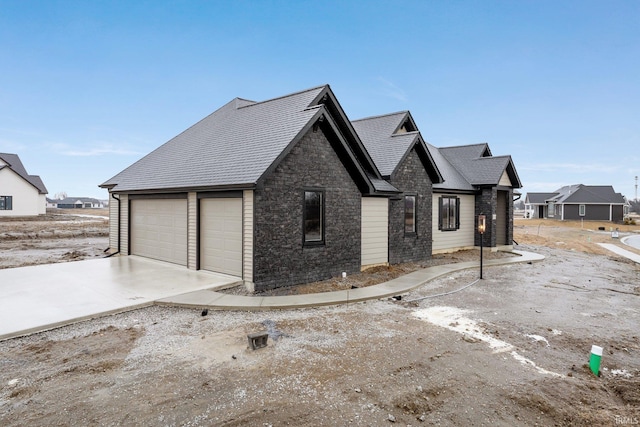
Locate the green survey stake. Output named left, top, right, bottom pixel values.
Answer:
left=590, top=345, right=603, bottom=376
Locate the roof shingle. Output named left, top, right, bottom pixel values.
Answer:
left=101, top=86, right=327, bottom=192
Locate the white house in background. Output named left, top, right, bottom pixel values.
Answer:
left=0, top=153, right=48, bottom=216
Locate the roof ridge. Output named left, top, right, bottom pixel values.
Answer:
left=352, top=111, right=409, bottom=123
left=390, top=131, right=419, bottom=137
left=236, top=84, right=328, bottom=109
left=440, top=142, right=488, bottom=150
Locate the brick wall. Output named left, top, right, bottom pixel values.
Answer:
left=506, top=188, right=514, bottom=244
left=474, top=187, right=515, bottom=247
left=388, top=148, right=434, bottom=264
left=252, top=125, right=362, bottom=291
left=475, top=187, right=496, bottom=247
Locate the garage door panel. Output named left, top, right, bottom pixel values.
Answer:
left=200, top=198, right=242, bottom=276
left=131, top=199, right=188, bottom=266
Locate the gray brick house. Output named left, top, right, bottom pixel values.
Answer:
left=427, top=143, right=522, bottom=252
left=101, top=84, right=522, bottom=291
left=352, top=111, right=444, bottom=266
left=101, top=85, right=400, bottom=291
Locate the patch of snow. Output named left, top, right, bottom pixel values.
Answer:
left=551, top=329, right=562, bottom=336
left=526, top=334, right=550, bottom=346
left=413, top=306, right=562, bottom=377
left=610, top=369, right=633, bottom=378
left=510, top=351, right=562, bottom=377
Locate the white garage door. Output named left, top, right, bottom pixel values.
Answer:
left=200, top=198, right=242, bottom=276
left=130, top=199, right=188, bottom=266
left=361, top=197, right=388, bottom=267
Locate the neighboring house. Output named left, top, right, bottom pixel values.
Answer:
left=523, top=193, right=558, bottom=219
left=525, top=184, right=627, bottom=221
left=101, top=85, right=400, bottom=292
left=53, top=197, right=104, bottom=209
left=352, top=111, right=444, bottom=266
left=426, top=143, right=522, bottom=253
left=0, top=153, right=47, bottom=216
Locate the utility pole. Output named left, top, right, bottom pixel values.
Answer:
left=636, top=176, right=638, bottom=201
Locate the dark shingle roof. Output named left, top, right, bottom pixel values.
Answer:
left=439, top=144, right=511, bottom=186
left=352, top=111, right=443, bottom=183
left=555, top=184, right=626, bottom=204
left=101, top=86, right=329, bottom=192
left=0, top=153, right=48, bottom=194
left=426, top=144, right=474, bottom=191
left=526, top=192, right=558, bottom=204
left=352, top=112, right=416, bottom=177
left=427, top=143, right=522, bottom=191
left=526, top=185, right=626, bottom=205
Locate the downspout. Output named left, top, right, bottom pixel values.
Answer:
left=105, top=192, right=121, bottom=257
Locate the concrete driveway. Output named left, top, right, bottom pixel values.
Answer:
left=0, top=256, right=239, bottom=340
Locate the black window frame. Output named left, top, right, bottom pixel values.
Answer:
left=438, top=195, right=460, bottom=231
left=303, top=189, right=325, bottom=246
left=0, top=195, right=12, bottom=211
left=404, top=194, right=417, bottom=235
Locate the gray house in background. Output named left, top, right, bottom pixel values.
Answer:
left=427, top=143, right=522, bottom=253
left=525, top=184, right=628, bottom=221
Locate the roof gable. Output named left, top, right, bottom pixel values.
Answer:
left=428, top=143, right=522, bottom=191
left=352, top=112, right=412, bottom=177
left=0, top=153, right=48, bottom=194
left=437, top=144, right=522, bottom=188
left=352, top=111, right=443, bottom=183
left=427, top=143, right=475, bottom=192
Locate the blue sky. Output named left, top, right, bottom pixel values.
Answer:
left=1, top=0, right=639, bottom=200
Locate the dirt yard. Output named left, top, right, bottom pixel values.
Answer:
left=1, top=216, right=639, bottom=426
left=0, top=208, right=109, bottom=269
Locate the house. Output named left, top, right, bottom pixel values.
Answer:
left=101, top=85, right=401, bottom=292
left=0, top=153, right=47, bottom=216
left=53, top=197, right=105, bottom=209
left=525, top=184, right=627, bottom=221
left=352, top=111, right=444, bottom=266
left=426, top=143, right=522, bottom=253
left=100, top=85, right=524, bottom=290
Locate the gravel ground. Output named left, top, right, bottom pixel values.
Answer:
left=1, top=243, right=639, bottom=426
left=1, top=216, right=639, bottom=425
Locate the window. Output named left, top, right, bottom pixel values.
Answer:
left=404, top=195, right=416, bottom=233
left=579, top=204, right=586, bottom=216
left=0, top=196, right=12, bottom=210
left=439, top=196, right=459, bottom=231
left=303, top=190, right=324, bottom=244
left=547, top=202, right=555, bottom=218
